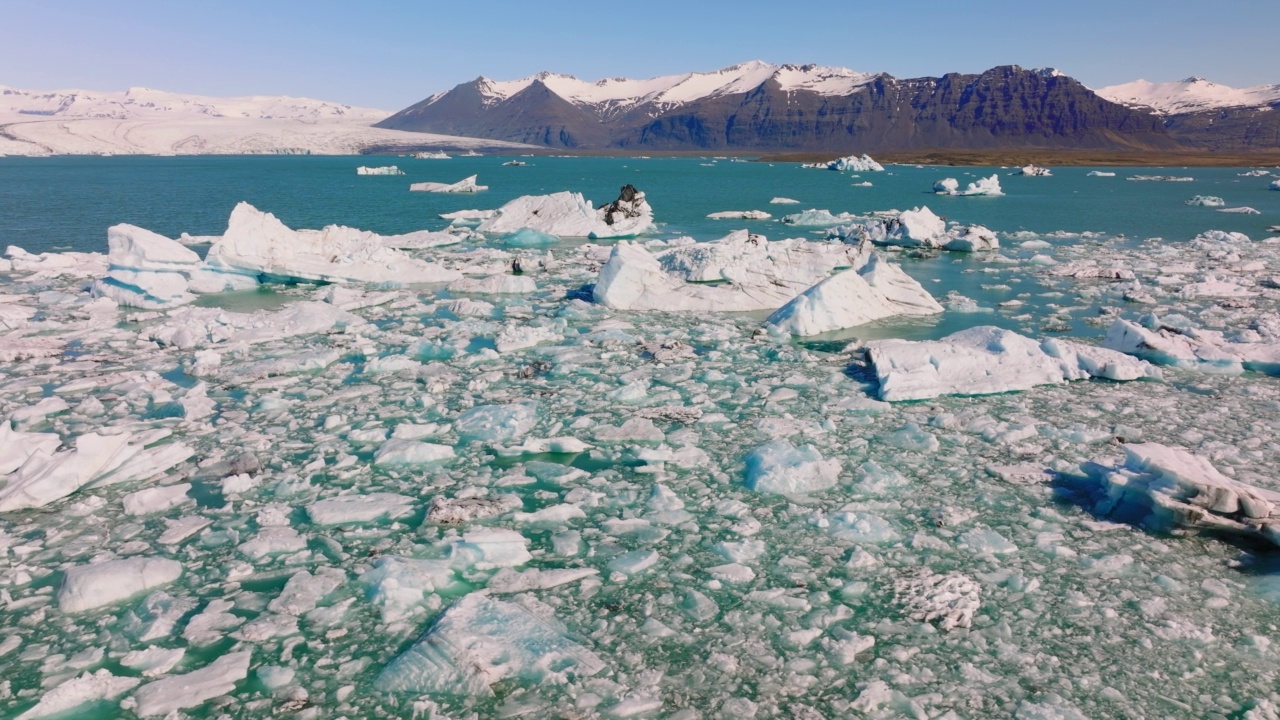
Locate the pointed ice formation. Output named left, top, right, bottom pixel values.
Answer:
left=409, top=174, right=487, bottom=192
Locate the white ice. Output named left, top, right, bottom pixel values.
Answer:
left=410, top=175, right=488, bottom=193
left=476, top=186, right=653, bottom=239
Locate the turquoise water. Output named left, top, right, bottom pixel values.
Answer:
left=2, top=155, right=1276, bottom=254
left=4, top=156, right=1280, bottom=719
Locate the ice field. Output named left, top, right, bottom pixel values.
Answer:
left=2, top=155, right=1280, bottom=718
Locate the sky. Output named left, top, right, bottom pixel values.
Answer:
left=4, top=0, right=1279, bottom=110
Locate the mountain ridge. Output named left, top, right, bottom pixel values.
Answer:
left=379, top=61, right=1280, bottom=152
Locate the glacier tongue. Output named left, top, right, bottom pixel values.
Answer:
left=375, top=591, right=605, bottom=696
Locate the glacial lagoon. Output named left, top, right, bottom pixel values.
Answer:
left=2, top=154, right=1280, bottom=718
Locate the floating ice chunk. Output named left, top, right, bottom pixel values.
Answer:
left=804, top=153, right=884, bottom=172
left=780, top=208, right=860, bottom=226
left=894, top=568, right=981, bottom=631
left=1087, top=171, right=1116, bottom=177
left=512, top=503, right=587, bottom=524
left=933, top=174, right=1003, bottom=196
left=494, top=323, right=560, bottom=352
left=827, top=511, right=900, bottom=543
left=1219, top=206, right=1261, bottom=214
left=707, top=210, right=771, bottom=219
left=205, top=202, right=460, bottom=285
left=91, top=224, right=202, bottom=308
left=126, top=651, right=250, bottom=717
left=16, top=669, right=140, bottom=720
left=743, top=440, right=840, bottom=494
left=594, top=233, right=864, bottom=313
left=449, top=273, right=537, bottom=294
left=269, top=567, right=345, bottom=615
left=441, top=208, right=498, bottom=224
left=1186, top=195, right=1226, bottom=207
left=455, top=403, right=537, bottom=442
left=493, top=437, right=592, bottom=457
left=0, top=431, right=136, bottom=512
left=707, top=563, right=756, bottom=583
left=477, top=184, right=653, bottom=238
left=608, top=549, right=660, bottom=577
left=307, top=493, right=415, bottom=524
left=361, top=557, right=463, bottom=623
left=864, top=326, right=1159, bottom=401
left=0, top=424, right=60, bottom=474
left=448, top=528, right=532, bottom=569
left=122, top=483, right=192, bottom=516
left=486, top=567, right=599, bottom=593
left=1089, top=443, right=1280, bottom=547
left=374, top=439, right=455, bottom=466
left=960, top=527, right=1018, bottom=554
left=1103, top=317, right=1280, bottom=375
left=377, top=228, right=464, bottom=249
left=1016, top=164, right=1052, bottom=176
left=766, top=253, right=942, bottom=336
left=410, top=174, right=487, bottom=192
left=237, top=526, right=306, bottom=559
left=257, top=666, right=295, bottom=690
left=357, top=165, right=404, bottom=175
left=119, top=647, right=185, bottom=677
left=9, top=397, right=70, bottom=428
left=123, top=592, right=198, bottom=642
left=770, top=197, right=800, bottom=204
left=427, top=495, right=521, bottom=525
left=375, top=592, right=605, bottom=696
left=942, top=224, right=1000, bottom=252
left=59, top=557, right=182, bottom=613
left=1271, top=179, right=1280, bottom=190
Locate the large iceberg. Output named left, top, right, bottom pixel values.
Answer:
left=357, top=165, right=404, bottom=176
left=477, top=184, right=653, bottom=238
left=374, top=592, right=605, bottom=696
left=593, top=231, right=870, bottom=312
left=863, top=326, right=1160, bottom=401
left=1088, top=443, right=1280, bottom=548
left=932, top=175, right=1003, bottom=196
left=410, top=175, right=487, bottom=193
left=765, top=253, right=943, bottom=336
left=204, top=202, right=461, bottom=285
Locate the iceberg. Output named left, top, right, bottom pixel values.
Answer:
left=89, top=224, right=202, bottom=309
left=1087, top=171, right=1117, bottom=177
left=204, top=202, right=461, bottom=285
left=374, top=592, right=605, bottom=696
left=803, top=153, right=884, bottom=172
left=1270, top=179, right=1280, bottom=190
left=1015, top=164, right=1052, bottom=176
left=743, top=440, right=840, bottom=494
left=409, top=175, right=487, bottom=193
left=1088, top=443, right=1280, bottom=548
left=863, top=326, right=1160, bottom=401
left=477, top=184, right=653, bottom=238
left=126, top=651, right=250, bottom=717
left=765, top=253, right=943, bottom=336
left=780, top=208, right=859, bottom=226
left=706, top=210, right=771, bottom=220
left=1103, top=317, right=1280, bottom=375
left=59, top=557, right=183, bottom=612
left=932, top=174, right=1003, bottom=196
left=356, top=165, right=404, bottom=176
left=831, top=207, right=998, bottom=252
left=593, top=231, right=867, bottom=312
left=412, top=151, right=450, bottom=159
left=1185, top=195, right=1226, bottom=207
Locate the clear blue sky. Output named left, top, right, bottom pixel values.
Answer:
left=4, top=0, right=1278, bottom=110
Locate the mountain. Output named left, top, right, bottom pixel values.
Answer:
left=378, top=62, right=1184, bottom=152
left=0, top=86, right=538, bottom=156
left=1096, top=77, right=1280, bottom=150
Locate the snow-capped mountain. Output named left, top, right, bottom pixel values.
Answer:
left=466, top=61, right=881, bottom=121
left=378, top=61, right=1177, bottom=152
left=1096, top=77, right=1280, bottom=115
left=0, top=85, right=536, bottom=156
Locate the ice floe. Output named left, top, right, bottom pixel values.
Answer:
left=932, top=174, right=1004, bottom=196
left=409, top=174, right=487, bottom=193
left=862, top=326, right=1160, bottom=401
left=765, top=253, right=943, bottom=336
left=357, top=165, right=404, bottom=176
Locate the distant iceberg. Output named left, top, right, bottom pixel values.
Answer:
left=802, top=153, right=884, bottom=172
left=707, top=210, right=771, bottom=220
left=411, top=151, right=450, bottom=159
left=1087, top=171, right=1116, bottom=177
left=477, top=184, right=653, bottom=239
left=1185, top=195, right=1225, bottom=207
left=1014, top=164, right=1051, bottom=176
left=830, top=206, right=999, bottom=252
left=356, top=165, right=404, bottom=176
left=410, top=175, right=487, bottom=193
left=1271, top=179, right=1280, bottom=190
